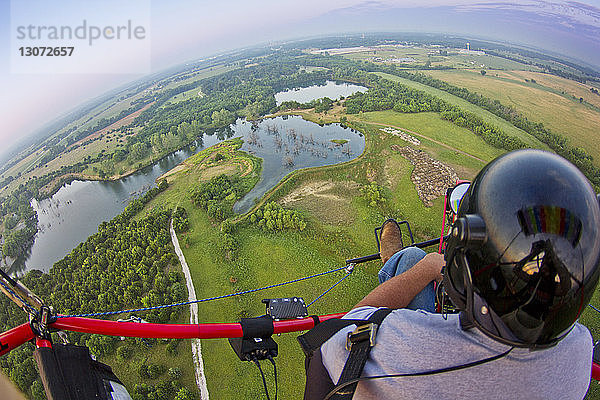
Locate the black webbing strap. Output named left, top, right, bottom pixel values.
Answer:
left=297, top=308, right=393, bottom=399
left=298, top=318, right=370, bottom=358
left=332, top=308, right=392, bottom=399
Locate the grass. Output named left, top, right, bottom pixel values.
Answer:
left=101, top=312, right=198, bottom=397
left=165, top=87, right=204, bottom=105
left=330, top=139, right=349, bottom=145
left=357, top=111, right=502, bottom=165
left=133, top=105, right=511, bottom=398
left=342, top=46, right=541, bottom=70
left=373, top=72, right=549, bottom=150
left=422, top=69, right=600, bottom=163
left=161, top=64, right=237, bottom=90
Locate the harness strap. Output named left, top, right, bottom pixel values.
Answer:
left=297, top=308, right=393, bottom=399
left=331, top=308, right=392, bottom=399
left=298, top=318, right=370, bottom=357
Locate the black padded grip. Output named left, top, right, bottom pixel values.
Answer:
left=240, top=315, right=274, bottom=338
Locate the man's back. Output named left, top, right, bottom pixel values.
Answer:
left=320, top=306, right=592, bottom=399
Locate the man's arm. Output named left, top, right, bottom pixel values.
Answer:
left=353, top=252, right=444, bottom=309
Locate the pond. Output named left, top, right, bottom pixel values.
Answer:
left=12, top=115, right=364, bottom=274
left=232, top=116, right=364, bottom=213
left=274, top=81, right=367, bottom=105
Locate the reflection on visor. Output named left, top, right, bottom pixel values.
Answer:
left=449, top=183, right=470, bottom=214
left=517, top=206, right=582, bottom=247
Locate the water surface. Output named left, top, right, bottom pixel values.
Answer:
left=275, top=81, right=366, bottom=105
left=15, top=116, right=364, bottom=273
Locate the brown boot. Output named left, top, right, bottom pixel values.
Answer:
left=379, top=219, right=403, bottom=264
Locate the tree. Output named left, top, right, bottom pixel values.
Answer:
left=175, top=387, right=195, bottom=400
left=30, top=379, right=46, bottom=400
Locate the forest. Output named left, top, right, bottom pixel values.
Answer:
left=0, top=179, right=198, bottom=400
left=4, top=48, right=600, bottom=265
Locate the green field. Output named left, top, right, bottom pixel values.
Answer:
left=342, top=46, right=541, bottom=71
left=160, top=64, right=237, bottom=91
left=134, top=106, right=513, bottom=398
left=423, top=69, right=600, bottom=163
left=373, top=72, right=549, bottom=150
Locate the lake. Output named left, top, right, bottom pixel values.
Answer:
left=233, top=116, right=364, bottom=213
left=274, top=81, right=366, bottom=105
left=14, top=115, right=365, bottom=274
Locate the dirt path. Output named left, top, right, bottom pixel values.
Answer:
left=170, top=220, right=210, bottom=400
left=364, top=121, right=487, bottom=164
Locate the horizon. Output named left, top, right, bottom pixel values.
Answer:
left=2, top=0, right=600, bottom=162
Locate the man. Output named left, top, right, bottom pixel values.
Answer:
left=316, top=150, right=599, bottom=399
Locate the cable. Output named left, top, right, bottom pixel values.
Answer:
left=267, top=355, right=278, bottom=400
left=252, top=358, right=271, bottom=400
left=323, top=347, right=513, bottom=400
left=0, top=279, right=38, bottom=316
left=307, top=273, right=351, bottom=308
left=58, top=265, right=347, bottom=318
left=589, top=304, right=600, bottom=314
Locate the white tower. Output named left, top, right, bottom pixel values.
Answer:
left=466, top=42, right=470, bottom=51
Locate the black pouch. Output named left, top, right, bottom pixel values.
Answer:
left=34, top=343, right=131, bottom=400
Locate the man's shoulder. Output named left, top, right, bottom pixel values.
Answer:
left=344, top=306, right=463, bottom=346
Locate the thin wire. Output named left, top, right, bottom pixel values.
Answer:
left=0, top=279, right=38, bottom=316
left=268, top=356, right=277, bottom=400
left=253, top=359, right=271, bottom=400
left=588, top=304, right=600, bottom=314
left=58, top=266, right=347, bottom=318
left=307, top=273, right=351, bottom=308
left=323, top=347, right=514, bottom=400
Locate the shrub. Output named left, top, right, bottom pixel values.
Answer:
left=249, top=202, right=306, bottom=232
left=116, top=345, right=133, bottom=362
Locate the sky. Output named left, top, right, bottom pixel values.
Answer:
left=1, top=0, right=600, bottom=160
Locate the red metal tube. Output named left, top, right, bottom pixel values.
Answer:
left=0, top=322, right=35, bottom=357
left=35, top=338, right=52, bottom=348
left=439, top=193, right=448, bottom=254
left=51, top=313, right=346, bottom=339
left=593, top=362, right=600, bottom=381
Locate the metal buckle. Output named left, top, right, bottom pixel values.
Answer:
left=346, top=323, right=378, bottom=351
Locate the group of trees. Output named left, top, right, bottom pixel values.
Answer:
left=344, top=76, right=527, bottom=152
left=172, top=206, right=189, bottom=233
left=368, top=66, right=600, bottom=186
left=0, top=179, right=190, bottom=399
left=249, top=201, right=307, bottom=232
left=278, top=97, right=336, bottom=113
left=360, top=182, right=386, bottom=208
left=190, top=174, right=245, bottom=221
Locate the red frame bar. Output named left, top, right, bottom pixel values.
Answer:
left=0, top=322, right=35, bottom=357
left=593, top=362, right=600, bottom=381
left=51, top=313, right=346, bottom=339
left=2, top=313, right=600, bottom=381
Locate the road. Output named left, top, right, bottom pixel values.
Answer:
left=170, top=220, right=210, bottom=400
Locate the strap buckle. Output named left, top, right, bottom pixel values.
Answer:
left=346, top=323, right=378, bottom=351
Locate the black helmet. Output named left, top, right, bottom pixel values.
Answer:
left=443, top=149, right=600, bottom=348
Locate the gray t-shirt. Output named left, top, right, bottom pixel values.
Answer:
left=321, top=306, right=592, bottom=399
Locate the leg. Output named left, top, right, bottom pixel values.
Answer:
left=378, top=247, right=436, bottom=312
